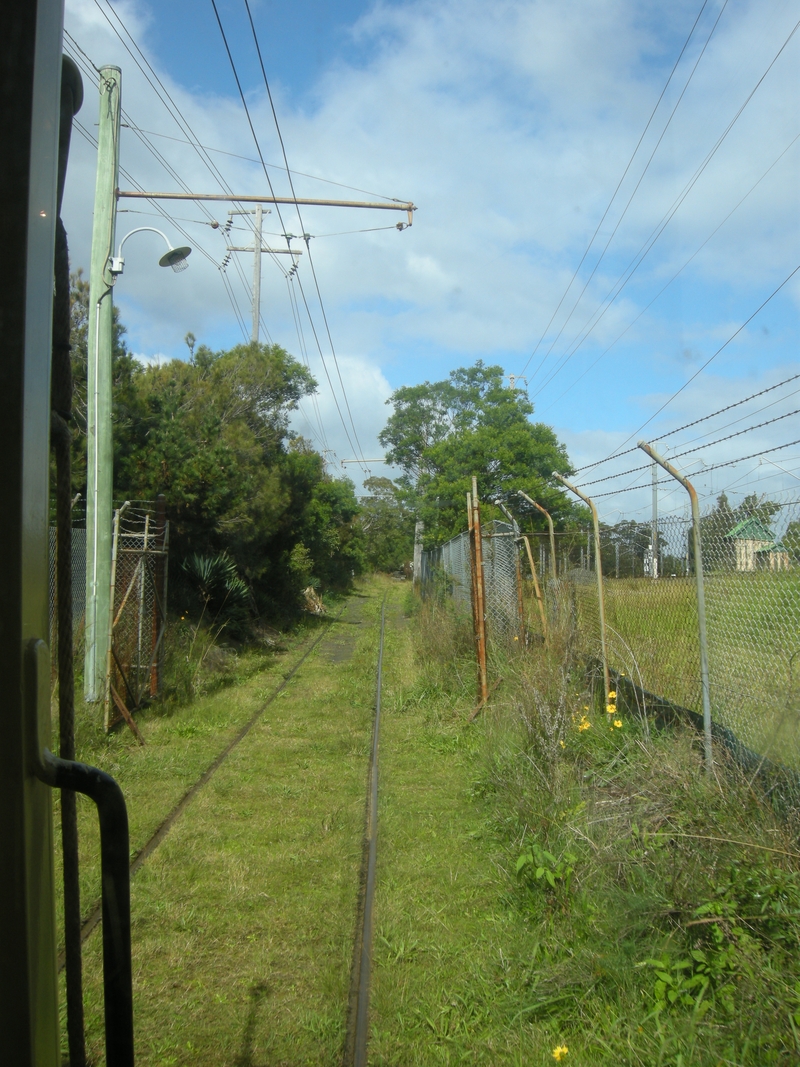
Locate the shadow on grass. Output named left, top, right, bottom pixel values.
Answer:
left=234, top=982, right=270, bottom=1067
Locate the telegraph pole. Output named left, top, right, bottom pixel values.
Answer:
left=222, top=207, right=301, bottom=343
left=252, top=204, right=262, bottom=342
left=85, top=66, right=121, bottom=701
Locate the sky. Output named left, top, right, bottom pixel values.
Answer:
left=61, top=0, right=800, bottom=522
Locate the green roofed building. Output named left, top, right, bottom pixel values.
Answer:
left=726, top=516, right=790, bottom=572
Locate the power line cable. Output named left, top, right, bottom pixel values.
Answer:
left=209, top=0, right=364, bottom=468
left=518, top=0, right=713, bottom=382
left=522, top=0, right=726, bottom=385
left=241, top=0, right=371, bottom=473
left=117, top=124, right=405, bottom=201
left=530, top=13, right=800, bottom=402
left=539, top=128, right=800, bottom=417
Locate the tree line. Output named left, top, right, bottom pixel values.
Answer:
left=67, top=274, right=583, bottom=626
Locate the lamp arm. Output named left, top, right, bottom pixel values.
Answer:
left=116, top=226, right=171, bottom=259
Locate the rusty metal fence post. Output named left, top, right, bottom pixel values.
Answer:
left=554, top=474, right=610, bottom=707
left=471, top=478, right=489, bottom=706
left=518, top=490, right=557, bottom=582
left=639, top=442, right=713, bottom=770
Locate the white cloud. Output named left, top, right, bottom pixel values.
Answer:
left=62, top=0, right=800, bottom=474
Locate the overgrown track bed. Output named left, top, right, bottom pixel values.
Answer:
left=66, top=585, right=392, bottom=1065
left=59, top=602, right=349, bottom=970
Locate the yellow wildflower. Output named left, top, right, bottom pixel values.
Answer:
left=606, top=704, right=616, bottom=715
left=583, top=705, right=589, bottom=711
left=559, top=740, right=566, bottom=748
left=553, top=1046, right=569, bottom=1062
left=608, top=691, right=617, bottom=700
left=614, top=719, right=622, bottom=729
left=578, top=719, right=591, bottom=732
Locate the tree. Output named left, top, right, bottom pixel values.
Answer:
left=358, top=477, right=416, bottom=572
left=379, top=361, right=578, bottom=543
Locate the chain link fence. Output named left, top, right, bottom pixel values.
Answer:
left=422, top=482, right=800, bottom=807
left=420, top=520, right=521, bottom=642
left=106, top=502, right=169, bottom=731
left=551, top=494, right=800, bottom=792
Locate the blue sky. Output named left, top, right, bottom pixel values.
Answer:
left=62, top=0, right=800, bottom=519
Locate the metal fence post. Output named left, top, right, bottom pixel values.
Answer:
left=471, top=478, right=489, bottom=706
left=521, top=535, right=548, bottom=645
left=518, top=490, right=557, bottom=583
left=638, top=442, right=713, bottom=770
left=553, top=474, right=610, bottom=707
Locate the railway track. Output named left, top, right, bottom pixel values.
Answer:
left=65, top=590, right=390, bottom=1065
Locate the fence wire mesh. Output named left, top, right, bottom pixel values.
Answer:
left=49, top=526, right=87, bottom=650
left=421, top=519, right=521, bottom=643
left=548, top=494, right=800, bottom=790
left=107, top=503, right=169, bottom=729
left=423, top=484, right=800, bottom=806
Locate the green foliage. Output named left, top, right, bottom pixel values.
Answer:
left=516, top=841, right=577, bottom=893
left=68, top=273, right=365, bottom=618
left=379, top=360, right=579, bottom=543
left=358, top=476, right=415, bottom=571
left=181, top=552, right=250, bottom=633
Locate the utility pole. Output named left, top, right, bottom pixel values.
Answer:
left=85, top=66, right=121, bottom=702
left=252, top=204, right=262, bottom=342
left=222, top=207, right=301, bottom=343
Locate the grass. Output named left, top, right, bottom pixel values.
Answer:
left=55, top=578, right=800, bottom=1064
left=372, top=593, right=800, bottom=1063
left=556, top=571, right=800, bottom=768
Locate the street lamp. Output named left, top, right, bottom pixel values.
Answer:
left=109, top=226, right=192, bottom=276
left=84, top=223, right=192, bottom=703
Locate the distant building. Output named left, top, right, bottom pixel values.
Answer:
left=726, top=516, right=790, bottom=572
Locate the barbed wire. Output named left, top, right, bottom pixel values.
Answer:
left=588, top=438, right=800, bottom=499
left=572, top=370, right=800, bottom=475
left=576, top=407, right=800, bottom=489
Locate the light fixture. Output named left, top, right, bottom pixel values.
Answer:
left=110, top=226, right=192, bottom=277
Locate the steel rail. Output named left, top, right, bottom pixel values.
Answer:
left=59, top=606, right=346, bottom=968
left=347, top=593, right=388, bottom=1067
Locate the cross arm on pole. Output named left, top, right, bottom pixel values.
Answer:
left=116, top=190, right=417, bottom=227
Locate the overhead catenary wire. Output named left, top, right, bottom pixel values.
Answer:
left=529, top=13, right=800, bottom=404
left=241, top=0, right=372, bottom=474
left=209, top=0, right=364, bottom=471
left=117, top=123, right=406, bottom=202
left=518, top=0, right=715, bottom=382
left=65, top=34, right=263, bottom=345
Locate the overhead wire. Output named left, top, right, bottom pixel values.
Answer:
left=116, top=124, right=405, bottom=201
left=529, top=13, right=800, bottom=403
left=539, top=128, right=800, bottom=417
left=521, top=0, right=723, bottom=384
left=241, top=0, right=372, bottom=473
left=88, top=2, right=290, bottom=317
left=66, top=29, right=261, bottom=342
left=208, top=0, right=367, bottom=472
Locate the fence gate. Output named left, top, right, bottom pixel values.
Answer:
left=105, top=501, right=169, bottom=735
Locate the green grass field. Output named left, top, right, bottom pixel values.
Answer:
left=540, top=572, right=800, bottom=769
